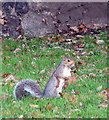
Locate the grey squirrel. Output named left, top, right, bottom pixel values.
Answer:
left=13, top=55, right=76, bottom=100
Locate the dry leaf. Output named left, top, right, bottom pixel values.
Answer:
left=30, top=104, right=39, bottom=108
left=78, top=44, right=85, bottom=48
left=47, top=104, right=51, bottom=111
left=16, top=26, right=22, bottom=31
left=55, top=115, right=59, bottom=118
left=59, top=37, right=64, bottom=42
left=61, top=112, right=66, bottom=117
left=87, top=73, right=96, bottom=77
left=54, top=106, right=58, bottom=111
left=80, top=22, right=86, bottom=28
left=68, top=76, right=77, bottom=84
left=40, top=69, right=45, bottom=74
left=97, top=85, right=102, bottom=91
left=96, top=40, right=104, bottom=44
left=76, top=35, right=84, bottom=38
left=0, top=19, right=4, bottom=25
left=0, top=52, right=3, bottom=56
left=79, top=102, right=83, bottom=107
left=1, top=73, right=11, bottom=78
left=5, top=74, right=16, bottom=82
left=14, top=48, right=21, bottom=55
left=19, top=115, right=23, bottom=118
left=98, top=102, right=108, bottom=108
left=81, top=52, right=87, bottom=55
left=70, top=26, right=79, bottom=32
left=78, top=61, right=82, bottom=67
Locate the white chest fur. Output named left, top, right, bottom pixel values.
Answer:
left=62, top=67, right=71, bottom=77
left=56, top=78, right=65, bottom=97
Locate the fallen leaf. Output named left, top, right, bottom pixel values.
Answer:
left=81, top=52, right=87, bottom=55
left=16, top=26, right=22, bottom=31
left=79, top=22, right=86, bottom=28
left=0, top=19, right=5, bottom=25
left=5, top=74, right=16, bottom=83
left=79, top=102, right=83, bottom=107
left=59, top=37, right=64, bottom=42
left=19, top=115, right=23, bottom=118
left=0, top=52, right=3, bottom=56
left=40, top=69, right=45, bottom=74
left=72, top=89, right=75, bottom=94
left=70, top=26, right=79, bottom=32
left=64, top=92, right=69, bottom=99
left=97, top=85, right=102, bottom=91
left=55, top=115, right=59, bottom=118
left=96, top=40, right=104, bottom=44
left=87, top=73, right=96, bottom=77
left=68, top=110, right=71, bottom=115
left=76, top=35, right=84, bottom=38
left=54, top=106, right=58, bottom=111
left=106, top=71, right=109, bottom=75
left=78, top=44, right=85, bottom=48
left=78, top=61, right=82, bottom=67
left=99, top=88, right=109, bottom=100
left=61, top=112, right=66, bottom=117
left=29, top=104, right=39, bottom=108
left=98, top=102, right=108, bottom=108
left=47, top=104, right=51, bottom=111
left=68, top=76, right=77, bottom=84
left=1, top=73, right=11, bottom=78
left=14, top=48, right=21, bottom=55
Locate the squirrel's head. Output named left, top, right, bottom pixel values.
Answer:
left=62, top=55, right=77, bottom=69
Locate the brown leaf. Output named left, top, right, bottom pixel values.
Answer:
left=54, top=106, right=58, bottom=111
left=78, top=61, right=82, bottom=67
left=99, top=88, right=109, bottom=100
left=79, top=22, right=86, bottom=28
left=59, top=37, right=64, bottom=42
left=47, top=104, right=51, bottom=111
left=78, top=44, right=85, bottom=48
left=80, top=28, right=87, bottom=32
left=0, top=73, right=11, bottom=78
left=4, top=74, right=16, bottom=83
left=16, top=26, right=22, bottom=31
left=68, top=76, right=77, bottom=84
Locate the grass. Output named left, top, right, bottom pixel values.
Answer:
left=1, top=31, right=108, bottom=118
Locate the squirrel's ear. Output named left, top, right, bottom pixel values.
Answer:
left=62, top=55, right=66, bottom=61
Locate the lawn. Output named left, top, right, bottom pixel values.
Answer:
left=1, top=31, right=108, bottom=118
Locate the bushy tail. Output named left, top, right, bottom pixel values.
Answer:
left=13, top=79, right=43, bottom=100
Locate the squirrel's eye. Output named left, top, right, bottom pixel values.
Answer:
left=68, top=59, right=70, bottom=62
